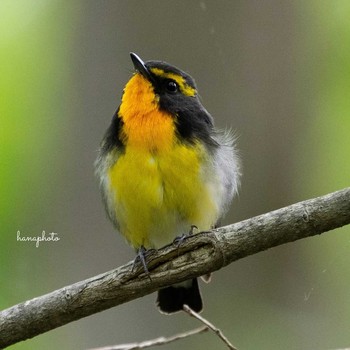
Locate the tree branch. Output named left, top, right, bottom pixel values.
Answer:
left=1, top=187, right=349, bottom=348
left=182, top=305, right=238, bottom=350
left=88, top=325, right=209, bottom=350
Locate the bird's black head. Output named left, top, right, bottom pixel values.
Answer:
left=130, top=53, right=215, bottom=144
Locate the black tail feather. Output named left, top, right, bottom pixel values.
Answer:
left=156, top=278, right=202, bottom=314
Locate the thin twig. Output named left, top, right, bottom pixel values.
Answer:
left=183, top=305, right=238, bottom=350
left=88, top=326, right=208, bottom=350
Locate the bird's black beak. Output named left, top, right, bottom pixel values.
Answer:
left=130, top=52, right=155, bottom=84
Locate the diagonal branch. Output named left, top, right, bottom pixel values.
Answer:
left=1, top=187, right=349, bottom=348
left=88, top=325, right=209, bottom=350
left=182, top=305, right=238, bottom=349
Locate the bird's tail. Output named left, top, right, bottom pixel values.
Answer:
left=156, top=278, right=202, bottom=314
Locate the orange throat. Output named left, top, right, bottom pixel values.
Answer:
left=118, top=73, right=175, bottom=152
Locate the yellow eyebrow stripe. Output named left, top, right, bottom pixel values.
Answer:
left=150, top=68, right=197, bottom=96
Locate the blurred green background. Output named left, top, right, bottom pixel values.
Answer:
left=1, top=1, right=349, bottom=349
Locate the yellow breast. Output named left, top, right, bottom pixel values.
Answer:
left=107, top=142, right=219, bottom=249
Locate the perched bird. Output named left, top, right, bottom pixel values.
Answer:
left=95, top=53, right=240, bottom=314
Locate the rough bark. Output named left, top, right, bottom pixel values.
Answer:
left=0, top=188, right=349, bottom=348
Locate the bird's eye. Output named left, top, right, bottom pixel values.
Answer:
left=166, top=80, right=178, bottom=93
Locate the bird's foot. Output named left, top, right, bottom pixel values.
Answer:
left=132, top=246, right=156, bottom=280
left=173, top=225, right=198, bottom=247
